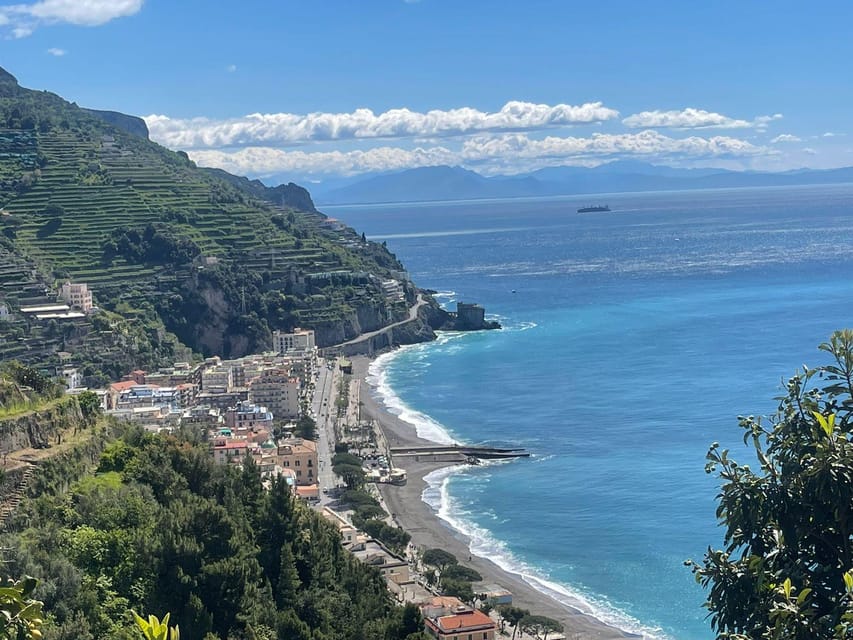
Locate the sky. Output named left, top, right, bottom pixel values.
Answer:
left=2, top=0, right=853, bottom=184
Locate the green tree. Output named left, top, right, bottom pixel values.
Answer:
left=441, top=564, right=482, bottom=582
left=77, top=390, right=102, bottom=422
left=295, top=415, right=316, bottom=440
left=422, top=548, right=457, bottom=573
left=689, top=329, right=853, bottom=639
left=440, top=577, right=474, bottom=603
left=333, top=463, right=365, bottom=490
left=497, top=605, right=529, bottom=640
left=41, top=203, right=65, bottom=218
left=519, top=614, right=563, bottom=640
left=331, top=452, right=362, bottom=467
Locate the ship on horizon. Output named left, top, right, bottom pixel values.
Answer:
left=577, top=205, right=611, bottom=213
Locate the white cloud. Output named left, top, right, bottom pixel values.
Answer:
left=46, top=46, right=65, bottom=56
left=459, top=130, right=766, bottom=163
left=187, top=130, right=769, bottom=178
left=0, top=0, right=143, bottom=36
left=823, top=132, right=837, bottom=137
left=754, top=114, right=783, bottom=131
left=771, top=134, right=801, bottom=143
left=802, top=147, right=818, bottom=155
left=623, top=108, right=782, bottom=131
left=226, top=64, right=237, bottom=73
left=144, top=100, right=620, bottom=149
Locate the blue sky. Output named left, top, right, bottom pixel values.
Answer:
left=2, top=0, right=853, bottom=182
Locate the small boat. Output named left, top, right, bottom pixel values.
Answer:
left=577, top=205, right=610, bottom=213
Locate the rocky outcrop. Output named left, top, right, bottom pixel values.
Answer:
left=84, top=108, right=150, bottom=139
left=203, top=168, right=318, bottom=212
left=311, top=300, right=396, bottom=347
left=0, top=397, right=84, bottom=453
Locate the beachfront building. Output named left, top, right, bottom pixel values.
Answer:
left=273, top=328, right=315, bottom=354
left=276, top=438, right=317, bottom=485
left=350, top=538, right=410, bottom=585
left=59, top=282, right=93, bottom=312
left=248, top=368, right=301, bottom=420
left=422, top=602, right=496, bottom=640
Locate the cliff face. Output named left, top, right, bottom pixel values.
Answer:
left=83, top=108, right=150, bottom=139
left=311, top=300, right=396, bottom=347
left=0, top=67, right=18, bottom=97
left=203, top=168, right=318, bottom=212
left=0, top=397, right=85, bottom=453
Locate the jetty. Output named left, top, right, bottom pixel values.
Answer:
left=389, top=444, right=529, bottom=460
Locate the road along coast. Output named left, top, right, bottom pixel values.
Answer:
left=351, top=355, right=637, bottom=640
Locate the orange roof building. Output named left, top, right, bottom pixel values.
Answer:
left=424, top=606, right=495, bottom=640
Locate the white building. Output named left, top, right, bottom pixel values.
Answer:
left=61, top=367, right=83, bottom=390
left=202, top=366, right=233, bottom=393
left=249, top=368, right=301, bottom=420
left=273, top=328, right=316, bottom=354
left=59, top=282, right=93, bottom=312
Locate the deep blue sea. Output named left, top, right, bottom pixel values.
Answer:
left=326, top=184, right=853, bottom=640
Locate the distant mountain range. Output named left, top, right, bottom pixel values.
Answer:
left=313, top=162, right=853, bottom=205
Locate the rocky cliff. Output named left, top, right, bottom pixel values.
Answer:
left=204, top=168, right=318, bottom=212
left=0, top=396, right=86, bottom=453
left=84, top=108, right=150, bottom=139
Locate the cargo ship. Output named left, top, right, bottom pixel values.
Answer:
left=577, top=205, right=610, bottom=213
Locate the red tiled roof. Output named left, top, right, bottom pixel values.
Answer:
left=214, top=441, right=250, bottom=450
left=433, top=610, right=495, bottom=633
left=109, top=380, right=137, bottom=392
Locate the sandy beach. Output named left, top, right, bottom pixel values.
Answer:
left=351, top=355, right=635, bottom=640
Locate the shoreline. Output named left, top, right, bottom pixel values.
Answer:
left=351, top=354, right=638, bottom=640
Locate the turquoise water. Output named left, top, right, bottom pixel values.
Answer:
left=328, top=185, right=853, bottom=639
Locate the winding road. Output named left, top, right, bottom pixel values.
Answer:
left=333, top=293, right=427, bottom=349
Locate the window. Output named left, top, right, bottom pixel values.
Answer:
left=295, top=460, right=301, bottom=466
left=307, top=459, right=313, bottom=467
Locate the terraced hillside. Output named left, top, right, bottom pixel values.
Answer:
left=0, top=66, right=428, bottom=370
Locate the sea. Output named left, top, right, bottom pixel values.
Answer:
left=326, top=184, right=853, bottom=640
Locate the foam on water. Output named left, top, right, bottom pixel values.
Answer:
left=340, top=186, right=853, bottom=640
left=367, top=344, right=459, bottom=445
left=422, top=464, right=671, bottom=640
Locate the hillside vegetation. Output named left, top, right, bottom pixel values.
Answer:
left=0, top=66, right=417, bottom=369
left=1, top=427, right=428, bottom=640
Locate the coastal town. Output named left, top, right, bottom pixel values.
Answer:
left=0, top=274, right=572, bottom=639
left=76, top=324, right=544, bottom=639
